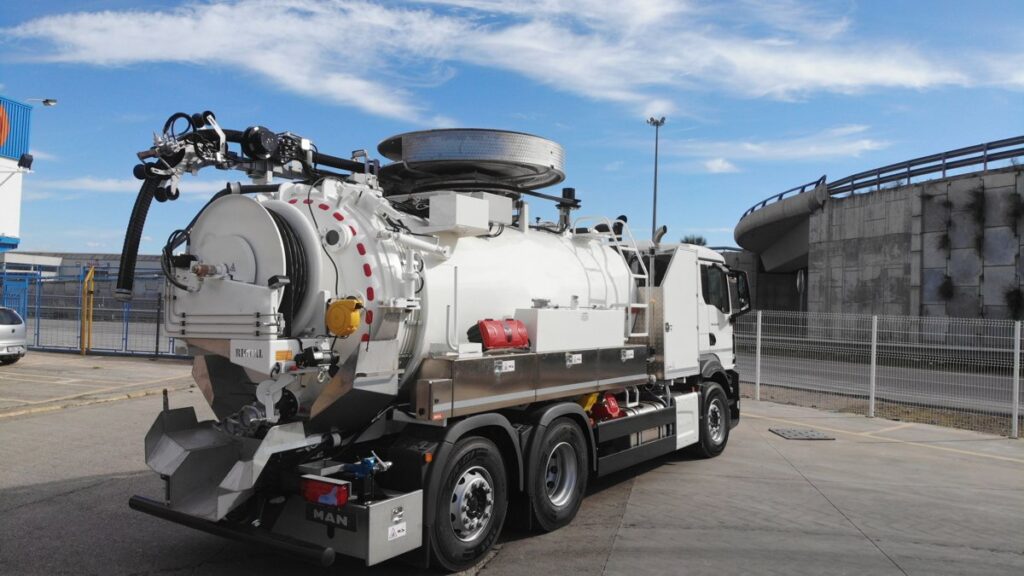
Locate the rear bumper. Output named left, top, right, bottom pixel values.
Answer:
left=128, top=495, right=336, bottom=567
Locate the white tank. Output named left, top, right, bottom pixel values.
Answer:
left=174, top=130, right=639, bottom=429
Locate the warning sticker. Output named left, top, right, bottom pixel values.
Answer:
left=387, top=522, right=407, bottom=541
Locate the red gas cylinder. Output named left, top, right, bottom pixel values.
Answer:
left=591, top=392, right=622, bottom=421
left=467, top=319, right=530, bottom=351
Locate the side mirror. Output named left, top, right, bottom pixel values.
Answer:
left=729, top=270, right=752, bottom=320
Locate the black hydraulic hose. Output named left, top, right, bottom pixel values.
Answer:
left=116, top=177, right=163, bottom=301
left=312, top=150, right=370, bottom=174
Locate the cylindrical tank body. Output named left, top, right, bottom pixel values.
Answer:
left=183, top=178, right=634, bottom=426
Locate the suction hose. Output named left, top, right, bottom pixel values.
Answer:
left=116, top=174, right=163, bottom=301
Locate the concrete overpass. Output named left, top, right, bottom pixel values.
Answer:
left=734, top=136, right=1024, bottom=275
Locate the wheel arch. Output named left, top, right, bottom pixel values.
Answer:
left=422, top=413, right=524, bottom=533
left=525, top=402, right=596, bottom=478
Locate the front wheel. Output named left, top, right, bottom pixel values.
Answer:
left=691, top=383, right=730, bottom=458
left=431, top=436, right=508, bottom=572
left=0, top=356, right=19, bottom=366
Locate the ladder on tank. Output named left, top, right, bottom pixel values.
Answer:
left=573, top=216, right=650, bottom=339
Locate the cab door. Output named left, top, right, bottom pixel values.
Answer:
left=659, top=247, right=699, bottom=379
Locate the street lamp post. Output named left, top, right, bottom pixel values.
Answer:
left=25, top=98, right=58, bottom=107
left=647, top=116, right=665, bottom=242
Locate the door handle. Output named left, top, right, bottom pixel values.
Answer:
left=709, top=334, right=716, bottom=346
left=664, top=322, right=673, bottom=333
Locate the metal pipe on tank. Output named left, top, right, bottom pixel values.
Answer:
left=379, top=230, right=450, bottom=258
left=445, top=266, right=459, bottom=352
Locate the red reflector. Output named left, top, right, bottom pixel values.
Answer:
left=300, top=475, right=350, bottom=508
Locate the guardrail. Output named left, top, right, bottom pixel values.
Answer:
left=741, top=135, right=1024, bottom=219
left=735, top=310, right=1023, bottom=438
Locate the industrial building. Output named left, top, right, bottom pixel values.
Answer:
left=0, top=95, right=33, bottom=254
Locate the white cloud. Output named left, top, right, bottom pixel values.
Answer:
left=28, top=149, right=56, bottom=161
left=23, top=176, right=228, bottom=201
left=668, top=124, right=889, bottom=162
left=3, top=1, right=982, bottom=122
left=604, top=160, right=625, bottom=172
left=702, top=158, right=740, bottom=173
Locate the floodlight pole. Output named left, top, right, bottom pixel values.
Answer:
left=647, top=116, right=665, bottom=242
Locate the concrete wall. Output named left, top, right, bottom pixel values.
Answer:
left=723, top=249, right=803, bottom=311
left=806, top=166, right=1024, bottom=318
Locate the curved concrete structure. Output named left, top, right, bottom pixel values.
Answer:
left=735, top=136, right=1024, bottom=275
left=734, top=181, right=828, bottom=272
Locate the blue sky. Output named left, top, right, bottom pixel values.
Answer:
left=2, top=0, right=1023, bottom=253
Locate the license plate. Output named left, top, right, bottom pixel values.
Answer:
left=305, top=503, right=358, bottom=531
left=6, top=347, right=23, bottom=354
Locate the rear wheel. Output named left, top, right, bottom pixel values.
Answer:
left=529, top=418, right=588, bottom=532
left=431, top=436, right=508, bottom=572
left=692, top=383, right=730, bottom=458
left=0, top=356, right=18, bottom=366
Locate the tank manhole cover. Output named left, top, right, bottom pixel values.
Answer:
left=769, top=427, right=835, bottom=440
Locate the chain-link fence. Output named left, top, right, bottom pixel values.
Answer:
left=736, top=310, right=1023, bottom=437
left=0, top=267, right=180, bottom=357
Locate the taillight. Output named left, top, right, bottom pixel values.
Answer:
left=300, top=475, right=350, bottom=508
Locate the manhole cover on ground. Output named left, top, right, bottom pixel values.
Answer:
left=769, top=427, right=835, bottom=440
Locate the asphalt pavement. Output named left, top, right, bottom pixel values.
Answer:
left=1, top=357, right=1022, bottom=575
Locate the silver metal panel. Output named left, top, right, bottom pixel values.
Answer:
left=271, top=490, right=423, bottom=565
left=412, top=346, right=650, bottom=415
left=534, top=349, right=601, bottom=402
left=414, top=378, right=453, bottom=421
left=366, top=490, right=423, bottom=565
left=450, top=353, right=537, bottom=416
left=597, top=346, right=648, bottom=390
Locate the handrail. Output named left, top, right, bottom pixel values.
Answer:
left=740, top=135, right=1024, bottom=220
left=741, top=176, right=825, bottom=218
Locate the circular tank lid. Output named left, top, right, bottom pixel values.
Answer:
left=377, top=128, right=565, bottom=192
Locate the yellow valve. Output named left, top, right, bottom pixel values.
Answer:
left=578, top=392, right=600, bottom=413
left=325, top=298, right=364, bottom=337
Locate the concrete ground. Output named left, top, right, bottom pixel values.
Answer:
left=0, top=351, right=192, bottom=416
left=0, top=358, right=1022, bottom=575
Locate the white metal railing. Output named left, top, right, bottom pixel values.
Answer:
left=736, top=310, right=1023, bottom=438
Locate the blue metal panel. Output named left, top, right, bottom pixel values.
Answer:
left=0, top=235, right=20, bottom=253
left=0, top=96, right=32, bottom=161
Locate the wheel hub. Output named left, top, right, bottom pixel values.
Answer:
left=449, top=466, right=494, bottom=542
left=544, top=441, right=578, bottom=508
left=708, top=400, right=724, bottom=444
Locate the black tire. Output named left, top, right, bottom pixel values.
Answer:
left=0, top=356, right=17, bottom=366
left=431, top=436, right=508, bottom=572
left=529, top=418, right=588, bottom=532
left=692, top=383, right=730, bottom=458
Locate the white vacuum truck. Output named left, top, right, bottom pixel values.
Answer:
left=118, top=111, right=751, bottom=571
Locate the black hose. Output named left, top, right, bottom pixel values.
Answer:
left=312, top=150, right=370, bottom=174
left=116, top=177, right=163, bottom=301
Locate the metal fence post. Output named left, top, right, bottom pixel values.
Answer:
left=755, top=310, right=762, bottom=401
left=153, top=296, right=162, bottom=359
left=1012, top=320, right=1021, bottom=439
left=868, top=315, right=878, bottom=418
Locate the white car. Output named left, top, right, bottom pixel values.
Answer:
left=0, top=307, right=27, bottom=365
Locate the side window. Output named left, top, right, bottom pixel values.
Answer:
left=700, top=265, right=710, bottom=304
left=702, top=266, right=730, bottom=314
